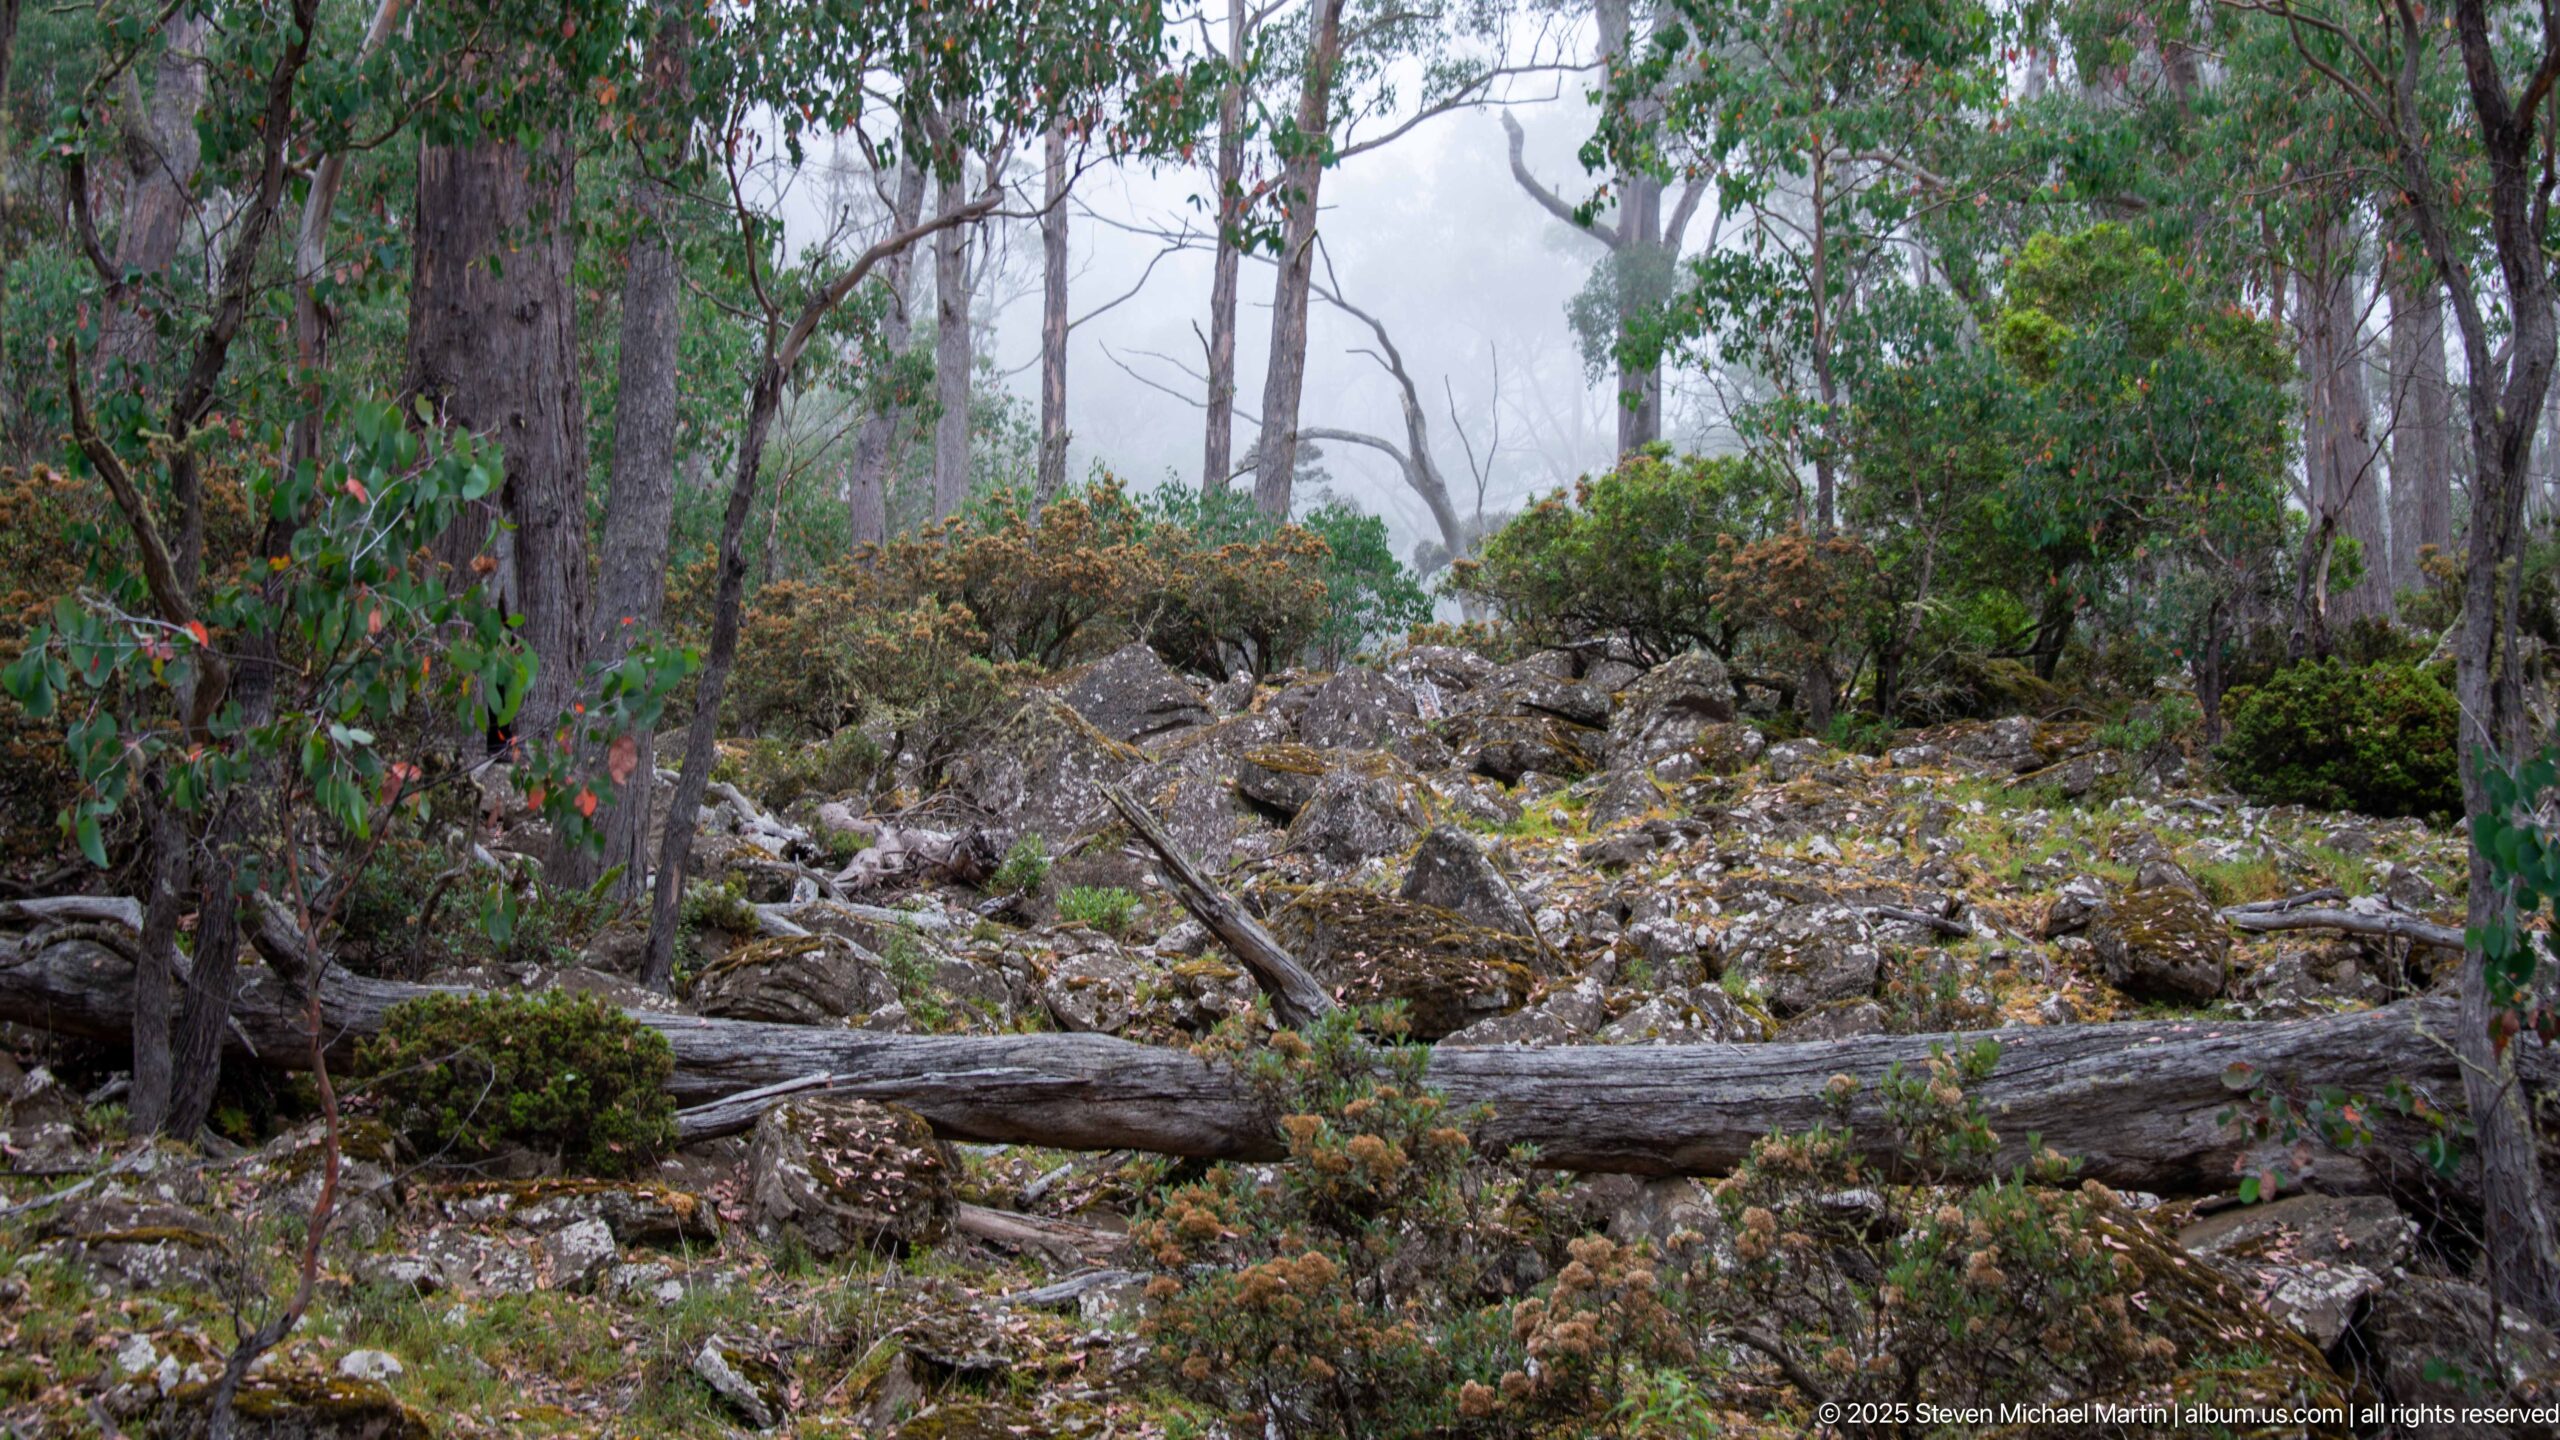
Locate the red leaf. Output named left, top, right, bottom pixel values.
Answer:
left=184, top=619, right=209, bottom=647
left=607, top=734, right=639, bottom=786
left=575, top=787, right=598, bottom=819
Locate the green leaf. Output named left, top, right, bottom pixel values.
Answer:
left=74, top=812, right=107, bottom=868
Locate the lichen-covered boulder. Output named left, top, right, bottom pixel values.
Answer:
left=693, top=1335, right=790, bottom=1430
left=1453, top=710, right=1602, bottom=783
left=1235, top=742, right=1331, bottom=817
left=1720, top=902, right=1881, bottom=1017
left=1399, top=826, right=1535, bottom=937
left=1058, top=642, right=1212, bottom=746
left=1128, top=711, right=1292, bottom=869
left=1597, top=987, right=1770, bottom=1045
left=2178, top=1194, right=2415, bottom=1350
left=2362, top=1276, right=2560, bottom=1437
left=2089, top=886, right=2230, bottom=1003
left=1269, top=888, right=1542, bottom=1039
left=942, top=695, right=1141, bottom=845
left=1666, top=720, right=1767, bottom=781
left=1288, top=666, right=1425, bottom=750
left=691, top=933, right=898, bottom=1026
left=749, top=1098, right=955, bottom=1257
left=1038, top=941, right=1148, bottom=1034
left=1585, top=767, right=1668, bottom=829
left=1605, top=650, right=1737, bottom=772
left=1383, top=643, right=1496, bottom=701
left=1284, top=763, right=1433, bottom=869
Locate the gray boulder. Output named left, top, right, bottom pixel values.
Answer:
left=691, top=933, right=897, bottom=1026
left=1721, top=902, right=1882, bottom=1017
left=1399, top=826, right=1535, bottom=937
left=1286, top=763, right=1433, bottom=868
left=1059, top=642, right=1212, bottom=746
left=1291, top=666, right=1425, bottom=750
left=749, top=1097, right=955, bottom=1257
left=1606, top=650, right=1738, bottom=772
left=2088, top=886, right=2229, bottom=1003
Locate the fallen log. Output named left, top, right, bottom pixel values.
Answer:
left=1102, top=781, right=1334, bottom=1027
left=2221, top=904, right=2463, bottom=951
left=3, top=926, right=2544, bottom=1201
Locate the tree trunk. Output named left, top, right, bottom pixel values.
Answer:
left=406, top=134, right=593, bottom=735
left=1251, top=0, right=1348, bottom=519
left=1036, top=122, right=1071, bottom=509
left=2387, top=255, right=2455, bottom=611
left=847, top=161, right=926, bottom=548
left=1202, top=3, right=1249, bottom=496
left=930, top=158, right=974, bottom=522
left=1601, top=0, right=1662, bottom=455
left=3, top=929, right=2547, bottom=1206
left=2294, top=231, right=2389, bottom=640
left=96, top=9, right=209, bottom=380
left=555, top=15, right=692, bottom=894
left=2406, top=0, right=2560, bottom=1323
left=127, top=801, right=189, bottom=1133
left=641, top=361, right=786, bottom=990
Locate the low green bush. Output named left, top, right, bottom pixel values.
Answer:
left=2216, top=659, right=2459, bottom=820
left=991, top=834, right=1052, bottom=895
left=357, top=989, right=676, bottom=1176
left=1057, top=884, right=1140, bottom=934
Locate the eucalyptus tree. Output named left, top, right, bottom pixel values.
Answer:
left=636, top=0, right=1209, bottom=989
left=1245, top=0, right=1566, bottom=515
left=1499, top=0, right=1710, bottom=456
left=1589, top=0, right=2002, bottom=723
left=2237, top=0, right=2560, bottom=1320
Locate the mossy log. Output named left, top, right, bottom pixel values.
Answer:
left=1, top=926, right=2548, bottom=1202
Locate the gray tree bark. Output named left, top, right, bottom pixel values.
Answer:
left=555, top=12, right=692, bottom=894
left=847, top=161, right=926, bottom=548
left=2383, top=0, right=2560, bottom=1322
left=1202, top=0, right=1252, bottom=496
left=1036, top=123, right=1071, bottom=508
left=1497, top=0, right=1703, bottom=459
left=930, top=156, right=975, bottom=522
left=406, top=134, right=593, bottom=734
left=2293, top=228, right=2390, bottom=645
left=96, top=9, right=209, bottom=379
left=1251, top=0, right=1348, bottom=518
left=2387, top=253, right=2455, bottom=610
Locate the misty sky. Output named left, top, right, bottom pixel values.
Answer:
left=979, top=67, right=1676, bottom=566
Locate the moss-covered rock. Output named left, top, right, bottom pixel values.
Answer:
left=2089, top=886, right=2230, bottom=1004
left=155, top=1372, right=430, bottom=1439
left=691, top=933, right=897, bottom=1026
left=749, top=1097, right=955, bottom=1257
left=1268, top=887, right=1542, bottom=1039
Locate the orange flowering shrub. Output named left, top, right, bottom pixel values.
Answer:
left=1133, top=1008, right=1562, bottom=1439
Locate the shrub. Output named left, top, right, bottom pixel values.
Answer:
left=1135, top=1010, right=1565, bottom=1439
left=2216, top=659, right=2459, bottom=819
left=1450, top=449, right=1786, bottom=665
left=357, top=989, right=676, bottom=1175
left=714, top=728, right=890, bottom=809
left=338, top=843, right=622, bottom=980
left=1056, top=884, right=1140, bottom=934
left=1648, top=1045, right=2182, bottom=1428
left=991, top=834, right=1052, bottom=895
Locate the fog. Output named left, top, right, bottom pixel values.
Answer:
left=975, top=63, right=1676, bottom=569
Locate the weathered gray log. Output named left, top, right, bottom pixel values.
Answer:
left=2221, top=905, right=2464, bottom=950
left=2, top=926, right=2545, bottom=1200
left=1102, top=781, right=1335, bottom=1027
